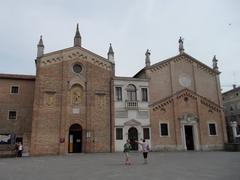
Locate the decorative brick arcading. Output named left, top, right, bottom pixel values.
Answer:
left=200, top=98, right=221, bottom=112
left=145, top=53, right=217, bottom=77
left=151, top=88, right=222, bottom=113
left=197, top=64, right=215, bottom=76
left=173, top=56, right=193, bottom=64
left=152, top=98, right=173, bottom=111
left=40, top=51, right=112, bottom=71
left=177, top=91, right=197, bottom=100
left=41, top=56, right=63, bottom=66
left=150, top=62, right=170, bottom=73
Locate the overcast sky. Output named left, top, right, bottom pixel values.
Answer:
left=0, top=0, right=239, bottom=92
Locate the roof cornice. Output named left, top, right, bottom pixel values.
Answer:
left=0, top=73, right=35, bottom=80
left=134, top=52, right=219, bottom=77
left=150, top=88, right=223, bottom=112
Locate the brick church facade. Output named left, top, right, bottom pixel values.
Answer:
left=0, top=26, right=227, bottom=156
left=134, top=47, right=227, bottom=151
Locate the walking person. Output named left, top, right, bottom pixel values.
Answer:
left=136, top=139, right=150, bottom=164
left=17, top=142, right=23, bottom=157
left=123, top=139, right=132, bottom=165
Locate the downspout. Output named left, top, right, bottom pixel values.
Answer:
left=109, top=78, right=113, bottom=152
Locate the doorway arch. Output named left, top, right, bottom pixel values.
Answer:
left=128, top=127, right=138, bottom=150
left=69, top=124, right=82, bottom=153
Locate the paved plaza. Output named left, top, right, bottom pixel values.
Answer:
left=0, top=151, right=239, bottom=180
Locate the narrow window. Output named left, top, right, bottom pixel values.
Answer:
left=116, top=128, right=123, bottom=140
left=143, top=128, right=150, bottom=139
left=141, top=88, right=148, bottom=102
left=209, top=123, right=217, bottom=135
left=115, top=87, right=122, bottom=101
left=11, top=86, right=19, bottom=94
left=8, top=111, right=17, bottom=120
left=160, top=123, right=169, bottom=136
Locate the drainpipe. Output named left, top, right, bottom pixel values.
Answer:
left=109, top=78, right=113, bottom=152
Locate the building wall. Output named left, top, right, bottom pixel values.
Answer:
left=197, top=102, right=224, bottom=149
left=195, top=64, right=219, bottom=104
left=0, top=77, right=35, bottom=154
left=147, top=54, right=226, bottom=151
left=170, top=58, right=195, bottom=94
left=150, top=92, right=225, bottom=151
left=147, top=55, right=220, bottom=104
left=114, top=78, right=150, bottom=151
left=223, top=87, right=240, bottom=142
left=150, top=100, right=176, bottom=150
left=0, top=47, right=228, bottom=155
left=30, top=47, right=114, bottom=155
left=147, top=62, right=172, bottom=102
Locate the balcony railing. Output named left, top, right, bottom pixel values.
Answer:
left=125, top=100, right=138, bottom=109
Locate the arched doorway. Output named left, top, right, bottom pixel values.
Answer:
left=69, top=124, right=82, bottom=153
left=128, top=127, right=138, bottom=150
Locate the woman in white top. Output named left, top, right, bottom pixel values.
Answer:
left=17, top=142, right=23, bottom=157
left=135, top=139, right=150, bottom=164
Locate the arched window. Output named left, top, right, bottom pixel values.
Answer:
left=127, top=84, right=137, bottom=101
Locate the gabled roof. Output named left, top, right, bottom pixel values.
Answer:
left=150, top=88, right=222, bottom=112
left=124, top=119, right=141, bottom=126
left=134, top=52, right=218, bottom=78
left=39, top=46, right=112, bottom=65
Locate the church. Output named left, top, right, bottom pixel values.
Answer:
left=0, top=25, right=227, bottom=156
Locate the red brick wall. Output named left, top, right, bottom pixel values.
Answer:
left=31, top=49, right=114, bottom=155
left=0, top=77, right=35, bottom=153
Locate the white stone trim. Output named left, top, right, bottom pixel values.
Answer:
left=10, top=85, right=20, bottom=95
left=8, top=110, right=17, bottom=120
left=208, top=121, right=218, bottom=136
left=124, top=119, right=141, bottom=126
left=152, top=144, right=178, bottom=151
left=152, top=144, right=224, bottom=151
left=71, top=61, right=84, bottom=75
left=200, top=144, right=224, bottom=150
left=180, top=123, right=200, bottom=151
left=68, top=78, right=86, bottom=90
left=159, top=122, right=170, bottom=137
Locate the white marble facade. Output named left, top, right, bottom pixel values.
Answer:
left=114, top=77, right=151, bottom=152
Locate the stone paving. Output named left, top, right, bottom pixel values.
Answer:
left=0, top=151, right=239, bottom=180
